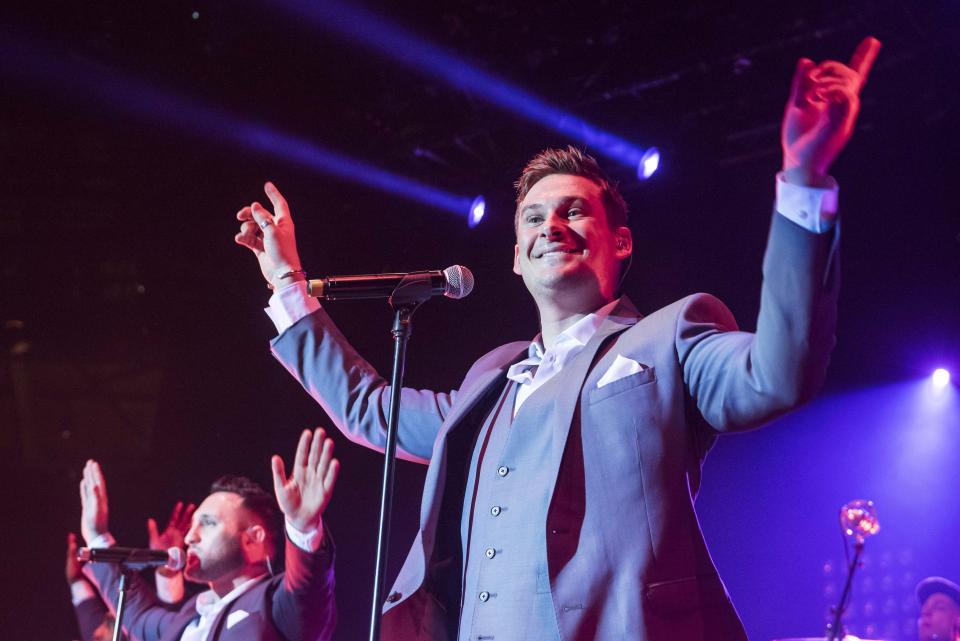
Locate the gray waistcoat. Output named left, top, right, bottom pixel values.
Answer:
left=457, top=370, right=573, bottom=641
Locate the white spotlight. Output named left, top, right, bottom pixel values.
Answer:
left=932, top=368, right=951, bottom=389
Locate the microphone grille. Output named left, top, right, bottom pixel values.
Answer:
left=166, top=547, right=185, bottom=572
left=442, top=265, right=474, bottom=299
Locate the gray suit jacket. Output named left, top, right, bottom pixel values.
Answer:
left=271, top=213, right=838, bottom=640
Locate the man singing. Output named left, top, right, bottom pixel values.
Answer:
left=235, top=38, right=879, bottom=640
left=78, top=428, right=339, bottom=641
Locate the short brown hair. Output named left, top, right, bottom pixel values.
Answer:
left=210, top=475, right=280, bottom=555
left=514, top=146, right=628, bottom=229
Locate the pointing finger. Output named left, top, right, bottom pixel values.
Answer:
left=848, top=36, right=881, bottom=86
left=264, top=182, right=291, bottom=222
left=789, top=58, right=816, bottom=108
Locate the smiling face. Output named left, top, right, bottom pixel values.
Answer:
left=918, top=593, right=960, bottom=641
left=513, top=173, right=632, bottom=312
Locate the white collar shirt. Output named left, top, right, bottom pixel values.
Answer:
left=505, top=298, right=619, bottom=416
left=180, top=573, right=267, bottom=641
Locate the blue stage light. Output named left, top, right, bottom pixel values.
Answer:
left=0, top=30, right=484, bottom=226
left=271, top=0, right=660, bottom=178
left=638, top=148, right=661, bottom=179
left=468, top=196, right=485, bottom=228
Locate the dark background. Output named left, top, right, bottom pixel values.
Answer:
left=1, top=1, right=958, bottom=639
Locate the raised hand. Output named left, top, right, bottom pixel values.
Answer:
left=147, top=501, right=196, bottom=551
left=782, top=36, right=881, bottom=183
left=79, top=460, right=110, bottom=545
left=65, top=532, right=83, bottom=584
left=271, top=428, right=340, bottom=533
left=234, top=181, right=305, bottom=290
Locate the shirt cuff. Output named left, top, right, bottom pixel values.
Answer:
left=155, top=570, right=185, bottom=604
left=285, top=518, right=324, bottom=552
left=70, top=579, right=97, bottom=606
left=87, top=533, right=116, bottom=549
left=264, top=281, right=321, bottom=335
left=775, top=172, right=839, bottom=233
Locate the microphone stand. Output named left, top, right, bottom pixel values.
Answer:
left=113, top=569, right=133, bottom=641
left=368, top=274, right=433, bottom=641
left=826, top=539, right=863, bottom=641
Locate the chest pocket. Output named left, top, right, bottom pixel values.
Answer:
left=587, top=366, right=656, bottom=405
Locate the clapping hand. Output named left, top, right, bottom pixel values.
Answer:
left=65, top=532, right=83, bottom=585
left=782, top=36, right=881, bottom=184
left=271, top=428, right=340, bottom=534
left=79, top=460, right=110, bottom=546
left=147, top=501, right=196, bottom=577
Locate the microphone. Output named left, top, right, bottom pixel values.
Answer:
left=78, top=546, right=185, bottom=572
left=306, top=265, right=474, bottom=301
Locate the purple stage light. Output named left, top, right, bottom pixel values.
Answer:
left=468, top=196, right=485, bottom=228
left=0, top=30, right=484, bottom=226
left=638, top=148, right=661, bottom=180
left=272, top=0, right=659, bottom=178
left=932, top=368, right=951, bottom=389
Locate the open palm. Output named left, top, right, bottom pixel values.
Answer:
left=272, top=428, right=340, bottom=533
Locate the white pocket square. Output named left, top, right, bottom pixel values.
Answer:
left=226, top=610, right=250, bottom=629
left=597, top=354, right=646, bottom=388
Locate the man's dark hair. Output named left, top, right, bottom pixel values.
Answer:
left=514, top=146, right=629, bottom=230
left=210, top=475, right=281, bottom=556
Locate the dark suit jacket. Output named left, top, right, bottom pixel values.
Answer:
left=73, top=586, right=113, bottom=641
left=271, top=213, right=838, bottom=640
left=83, top=536, right=336, bottom=641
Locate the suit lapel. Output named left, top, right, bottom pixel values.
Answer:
left=437, top=344, right=528, bottom=439
left=162, top=595, right=201, bottom=641
left=204, top=574, right=272, bottom=640
left=546, top=299, right=641, bottom=469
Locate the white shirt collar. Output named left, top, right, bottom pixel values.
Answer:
left=507, top=298, right=620, bottom=384
left=195, top=573, right=267, bottom=619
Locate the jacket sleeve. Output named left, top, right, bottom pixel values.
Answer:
left=270, top=306, right=457, bottom=463
left=73, top=589, right=110, bottom=641
left=269, top=527, right=337, bottom=641
left=82, top=563, right=181, bottom=641
left=678, top=212, right=839, bottom=432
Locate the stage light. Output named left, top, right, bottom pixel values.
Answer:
left=468, top=196, right=485, bottom=228
left=0, top=30, right=484, bottom=226
left=271, top=0, right=659, bottom=178
left=638, top=148, right=660, bottom=180
left=932, top=368, right=950, bottom=389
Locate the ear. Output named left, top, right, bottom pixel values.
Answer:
left=614, top=226, right=633, bottom=260
left=513, top=243, right=522, bottom=276
left=242, top=524, right=267, bottom=560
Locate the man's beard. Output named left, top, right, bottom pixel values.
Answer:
left=184, top=536, right=245, bottom=584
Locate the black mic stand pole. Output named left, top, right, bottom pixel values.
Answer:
left=826, top=539, right=864, bottom=641
left=368, top=274, right=432, bottom=641
left=113, top=569, right=133, bottom=641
